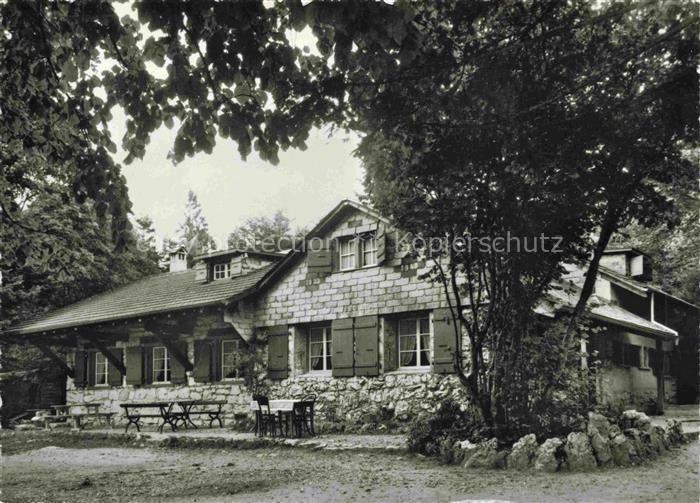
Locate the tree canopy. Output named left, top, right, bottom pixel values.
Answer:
left=176, top=190, right=217, bottom=261
left=227, top=210, right=306, bottom=252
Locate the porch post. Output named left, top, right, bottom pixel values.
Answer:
left=655, top=337, right=665, bottom=414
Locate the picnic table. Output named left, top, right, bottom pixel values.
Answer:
left=42, top=403, right=114, bottom=430
left=120, top=400, right=227, bottom=433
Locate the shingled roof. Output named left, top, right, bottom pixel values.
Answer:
left=4, top=265, right=274, bottom=336
left=541, top=281, right=678, bottom=339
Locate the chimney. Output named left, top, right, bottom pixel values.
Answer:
left=169, top=247, right=188, bottom=273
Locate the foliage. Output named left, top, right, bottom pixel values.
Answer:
left=236, top=332, right=269, bottom=397
left=134, top=215, right=161, bottom=269
left=511, top=318, right=599, bottom=441
left=0, top=187, right=160, bottom=330
left=406, top=398, right=487, bottom=456
left=227, top=210, right=306, bottom=252
left=356, top=1, right=697, bottom=437
left=176, top=190, right=216, bottom=262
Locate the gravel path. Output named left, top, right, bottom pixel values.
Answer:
left=3, top=439, right=698, bottom=502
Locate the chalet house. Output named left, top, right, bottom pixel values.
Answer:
left=3, top=201, right=697, bottom=429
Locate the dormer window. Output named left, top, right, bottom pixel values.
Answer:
left=213, top=262, right=230, bottom=280
left=339, top=239, right=357, bottom=270
left=338, top=233, right=378, bottom=271
left=362, top=235, right=378, bottom=267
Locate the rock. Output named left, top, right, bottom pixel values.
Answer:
left=587, top=412, right=611, bottom=438
left=649, top=426, right=666, bottom=454
left=610, top=434, right=632, bottom=466
left=463, top=438, right=505, bottom=469
left=534, top=438, right=563, bottom=472
left=623, top=428, right=644, bottom=463
left=665, top=419, right=685, bottom=446
left=458, top=439, right=477, bottom=450
left=587, top=413, right=613, bottom=465
left=564, top=432, right=597, bottom=471
left=507, top=434, right=538, bottom=470
left=621, top=409, right=651, bottom=431
left=608, top=424, right=622, bottom=438
left=588, top=428, right=612, bottom=466
left=79, top=477, right=92, bottom=488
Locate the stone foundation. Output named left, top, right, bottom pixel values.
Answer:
left=66, top=371, right=467, bottom=431
left=66, top=380, right=251, bottom=428
left=268, top=372, right=467, bottom=432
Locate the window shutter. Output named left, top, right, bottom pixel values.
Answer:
left=383, top=318, right=398, bottom=372
left=307, top=240, right=332, bottom=275
left=125, top=346, right=144, bottom=386
left=193, top=340, right=213, bottom=382
left=213, top=339, right=223, bottom=381
left=267, top=325, right=289, bottom=379
left=332, top=317, right=354, bottom=377
left=649, top=348, right=658, bottom=375
left=376, top=226, right=387, bottom=265
left=144, top=346, right=154, bottom=384
left=73, top=350, right=87, bottom=388
left=87, top=351, right=96, bottom=387
left=432, top=308, right=458, bottom=374
left=108, top=348, right=124, bottom=387
left=293, top=326, right=309, bottom=375
left=354, top=315, right=379, bottom=376
left=170, top=342, right=188, bottom=384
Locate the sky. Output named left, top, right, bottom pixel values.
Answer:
left=113, top=116, right=365, bottom=249
left=109, top=3, right=366, bottom=249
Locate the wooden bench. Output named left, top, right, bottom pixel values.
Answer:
left=120, top=402, right=184, bottom=433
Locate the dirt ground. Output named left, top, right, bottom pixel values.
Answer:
left=2, top=433, right=698, bottom=502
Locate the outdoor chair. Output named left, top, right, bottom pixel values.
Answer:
left=252, top=395, right=279, bottom=437
left=293, top=394, right=317, bottom=437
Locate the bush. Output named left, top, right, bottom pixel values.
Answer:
left=406, top=398, right=486, bottom=456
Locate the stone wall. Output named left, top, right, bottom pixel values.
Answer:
left=66, top=381, right=251, bottom=427
left=268, top=372, right=467, bottom=432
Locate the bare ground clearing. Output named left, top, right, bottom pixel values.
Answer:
left=1, top=433, right=698, bottom=502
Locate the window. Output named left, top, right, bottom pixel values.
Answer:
left=339, top=239, right=356, bottom=270
left=641, top=347, right=652, bottom=369
left=221, top=340, right=240, bottom=379
left=152, top=346, right=170, bottom=383
left=625, top=345, right=640, bottom=367
left=94, top=352, right=109, bottom=386
left=309, top=326, right=332, bottom=372
left=177, top=252, right=185, bottom=261
left=612, top=341, right=641, bottom=367
left=361, top=235, right=378, bottom=267
left=213, top=262, right=230, bottom=280
left=398, top=317, right=430, bottom=368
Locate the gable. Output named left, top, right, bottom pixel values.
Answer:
left=253, top=206, right=448, bottom=326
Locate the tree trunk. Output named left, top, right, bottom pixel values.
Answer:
left=564, top=204, right=621, bottom=345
